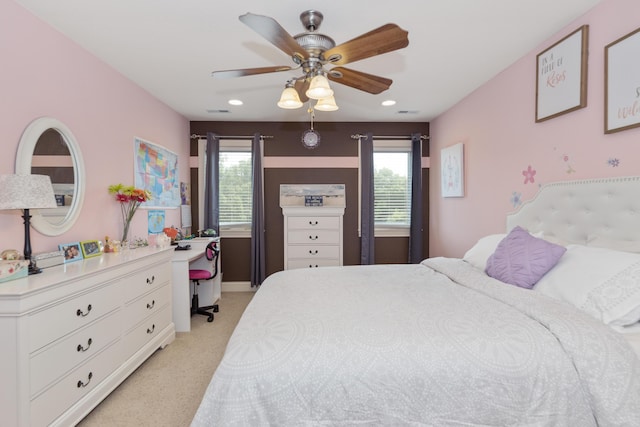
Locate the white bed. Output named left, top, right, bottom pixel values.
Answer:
left=192, top=176, right=640, bottom=426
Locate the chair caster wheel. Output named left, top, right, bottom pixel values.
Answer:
left=213, top=304, right=219, bottom=313
left=207, top=315, right=214, bottom=322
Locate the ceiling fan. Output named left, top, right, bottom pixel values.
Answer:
left=212, top=10, right=410, bottom=110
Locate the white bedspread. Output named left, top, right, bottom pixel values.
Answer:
left=192, top=259, right=640, bottom=426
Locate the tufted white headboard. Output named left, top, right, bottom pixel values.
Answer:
left=506, top=176, right=640, bottom=248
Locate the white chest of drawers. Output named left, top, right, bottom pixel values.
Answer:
left=282, top=206, right=345, bottom=270
left=0, top=247, right=175, bottom=427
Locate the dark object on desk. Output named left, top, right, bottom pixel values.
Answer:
left=188, top=241, right=220, bottom=322
left=175, top=244, right=191, bottom=251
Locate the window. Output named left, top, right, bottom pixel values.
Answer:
left=198, top=139, right=253, bottom=238
left=360, top=140, right=412, bottom=237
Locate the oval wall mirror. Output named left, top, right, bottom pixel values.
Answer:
left=16, top=117, right=86, bottom=236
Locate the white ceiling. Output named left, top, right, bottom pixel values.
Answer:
left=14, top=0, right=602, bottom=123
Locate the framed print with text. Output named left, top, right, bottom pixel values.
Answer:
left=536, top=25, right=588, bottom=122
left=441, top=143, right=464, bottom=198
left=605, top=26, right=640, bottom=133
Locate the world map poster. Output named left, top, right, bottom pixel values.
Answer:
left=134, top=137, right=180, bottom=208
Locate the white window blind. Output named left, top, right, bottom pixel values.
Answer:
left=219, top=144, right=252, bottom=228
left=373, top=150, right=411, bottom=228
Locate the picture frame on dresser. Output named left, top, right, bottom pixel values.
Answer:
left=80, top=240, right=102, bottom=258
left=605, top=26, right=640, bottom=133
left=59, top=242, right=83, bottom=262
left=535, top=25, right=588, bottom=122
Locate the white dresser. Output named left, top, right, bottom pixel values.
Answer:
left=280, top=184, right=346, bottom=270
left=0, top=247, right=175, bottom=427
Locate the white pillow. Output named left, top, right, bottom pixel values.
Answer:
left=463, top=230, right=546, bottom=271
left=463, top=234, right=506, bottom=271
left=534, top=244, right=640, bottom=326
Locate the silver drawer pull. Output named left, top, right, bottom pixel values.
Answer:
left=309, top=220, right=318, bottom=226
left=76, top=304, right=92, bottom=317
left=147, top=324, right=156, bottom=334
left=146, top=275, right=155, bottom=285
left=309, top=250, right=318, bottom=255
left=146, top=300, right=155, bottom=309
left=308, top=235, right=318, bottom=240
left=77, top=372, right=93, bottom=388
left=77, top=338, right=93, bottom=352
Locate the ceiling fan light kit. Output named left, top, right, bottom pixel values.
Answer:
left=212, top=10, right=409, bottom=116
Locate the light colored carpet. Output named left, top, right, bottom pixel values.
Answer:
left=78, top=291, right=254, bottom=427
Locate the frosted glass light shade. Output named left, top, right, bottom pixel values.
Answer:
left=305, top=75, right=333, bottom=100
left=0, top=174, right=57, bottom=210
left=314, top=95, right=339, bottom=111
left=277, top=87, right=303, bottom=109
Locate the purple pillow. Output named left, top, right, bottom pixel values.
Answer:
left=485, top=226, right=566, bottom=289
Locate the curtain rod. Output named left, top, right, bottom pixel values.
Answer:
left=190, top=134, right=274, bottom=140
left=350, top=134, right=429, bottom=140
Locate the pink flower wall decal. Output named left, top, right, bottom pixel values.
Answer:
left=522, top=165, right=536, bottom=184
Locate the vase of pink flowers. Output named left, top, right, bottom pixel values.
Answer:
left=108, top=184, right=151, bottom=242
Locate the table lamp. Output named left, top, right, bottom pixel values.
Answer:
left=0, top=174, right=58, bottom=274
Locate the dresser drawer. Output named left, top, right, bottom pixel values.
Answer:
left=124, top=283, right=171, bottom=333
left=288, top=229, right=340, bottom=244
left=29, top=283, right=122, bottom=352
left=288, top=216, right=340, bottom=230
left=122, top=304, right=171, bottom=360
left=30, top=309, right=122, bottom=397
left=287, top=244, right=340, bottom=259
left=31, top=340, right=123, bottom=427
left=287, top=258, right=341, bottom=269
left=124, top=262, right=171, bottom=303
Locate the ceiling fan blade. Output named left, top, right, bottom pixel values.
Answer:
left=323, top=23, right=409, bottom=66
left=327, top=67, right=392, bottom=94
left=212, top=65, right=293, bottom=79
left=239, top=12, right=309, bottom=62
left=294, top=79, right=310, bottom=103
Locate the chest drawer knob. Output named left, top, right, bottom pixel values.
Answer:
left=146, top=275, right=155, bottom=285
left=76, top=304, right=92, bottom=317
left=308, top=235, right=318, bottom=240
left=77, top=371, right=93, bottom=388
left=147, top=324, right=156, bottom=334
left=146, top=300, right=155, bottom=309
left=309, top=250, right=318, bottom=255
left=309, top=220, right=318, bottom=226
left=77, top=338, right=93, bottom=352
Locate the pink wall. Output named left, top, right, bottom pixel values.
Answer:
left=0, top=1, right=189, bottom=254
left=429, top=0, right=640, bottom=258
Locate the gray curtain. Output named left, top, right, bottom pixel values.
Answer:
left=409, top=132, right=423, bottom=263
left=204, top=133, right=220, bottom=235
left=250, top=133, right=266, bottom=287
left=360, top=132, right=375, bottom=265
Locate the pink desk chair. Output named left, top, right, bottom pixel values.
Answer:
left=188, top=241, right=219, bottom=322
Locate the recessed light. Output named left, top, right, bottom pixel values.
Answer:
left=228, top=99, right=243, bottom=106
left=381, top=100, right=396, bottom=106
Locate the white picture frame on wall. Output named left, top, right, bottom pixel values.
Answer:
left=441, top=143, right=464, bottom=198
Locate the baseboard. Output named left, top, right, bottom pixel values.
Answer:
left=221, top=281, right=256, bottom=292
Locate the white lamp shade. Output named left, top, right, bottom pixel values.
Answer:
left=314, top=95, right=339, bottom=111
left=0, top=174, right=58, bottom=210
left=305, top=75, right=333, bottom=100
left=277, top=87, right=303, bottom=109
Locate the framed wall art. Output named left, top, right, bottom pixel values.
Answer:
left=441, top=143, right=464, bottom=198
left=535, top=25, right=588, bottom=122
left=605, top=26, right=640, bottom=134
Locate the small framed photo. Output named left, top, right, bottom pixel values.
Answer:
left=59, top=242, right=83, bottom=263
left=605, top=26, right=640, bottom=133
left=80, top=240, right=102, bottom=258
left=535, top=25, right=589, bottom=122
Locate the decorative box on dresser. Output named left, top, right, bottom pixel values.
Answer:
left=0, top=246, right=175, bottom=427
left=280, top=184, right=346, bottom=270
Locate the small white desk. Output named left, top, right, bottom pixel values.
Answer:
left=171, top=237, right=221, bottom=332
